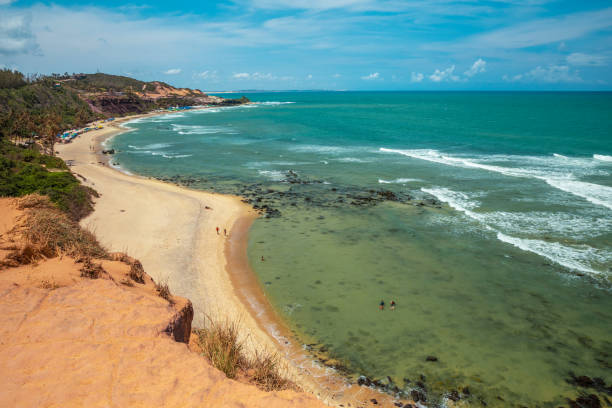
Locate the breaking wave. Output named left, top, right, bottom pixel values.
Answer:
left=382, top=148, right=612, bottom=210
left=421, top=187, right=610, bottom=276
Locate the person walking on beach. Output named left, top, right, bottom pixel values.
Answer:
left=379, top=299, right=385, bottom=311
left=224, top=228, right=227, bottom=236
left=390, top=300, right=396, bottom=311
left=216, top=226, right=219, bottom=235
left=261, top=256, right=265, bottom=262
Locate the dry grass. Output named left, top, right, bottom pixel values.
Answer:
left=128, top=260, right=145, bottom=284
left=195, top=318, right=245, bottom=379
left=11, top=195, right=107, bottom=264
left=248, top=351, right=296, bottom=392
left=79, top=258, right=104, bottom=279
left=195, top=317, right=296, bottom=391
left=40, top=279, right=60, bottom=290
left=155, top=280, right=174, bottom=304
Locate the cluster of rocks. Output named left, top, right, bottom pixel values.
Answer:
left=565, top=373, right=612, bottom=408
left=150, top=170, right=444, bottom=219
left=154, top=175, right=205, bottom=187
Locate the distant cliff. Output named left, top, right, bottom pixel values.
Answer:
left=0, top=70, right=249, bottom=142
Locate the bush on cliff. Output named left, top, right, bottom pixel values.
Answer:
left=0, top=140, right=97, bottom=221
left=195, top=318, right=297, bottom=391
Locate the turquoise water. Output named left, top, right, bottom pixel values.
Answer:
left=110, top=92, right=612, bottom=407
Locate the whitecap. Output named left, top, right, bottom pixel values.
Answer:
left=383, top=148, right=612, bottom=210
left=257, top=101, right=296, bottom=105
left=171, top=124, right=237, bottom=135
left=258, top=170, right=285, bottom=181
left=128, top=143, right=172, bottom=150
left=378, top=178, right=421, bottom=184
left=594, top=154, right=612, bottom=162
left=421, top=187, right=610, bottom=276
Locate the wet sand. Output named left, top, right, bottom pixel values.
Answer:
left=56, top=112, right=402, bottom=408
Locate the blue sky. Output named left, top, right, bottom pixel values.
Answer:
left=1, top=0, right=611, bottom=90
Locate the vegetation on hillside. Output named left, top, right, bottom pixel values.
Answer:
left=0, top=69, right=100, bottom=147
left=0, top=139, right=97, bottom=220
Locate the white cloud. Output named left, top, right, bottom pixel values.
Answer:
left=464, top=58, right=486, bottom=77
left=505, top=65, right=582, bottom=83
left=433, top=8, right=612, bottom=50
left=429, top=65, right=459, bottom=82
left=232, top=72, right=291, bottom=81
left=361, top=72, right=380, bottom=80
left=410, top=72, right=424, bottom=82
left=566, top=53, right=607, bottom=66
left=164, top=68, right=181, bottom=75
left=195, top=70, right=218, bottom=80
left=0, top=13, right=40, bottom=55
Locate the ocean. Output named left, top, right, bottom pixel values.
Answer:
left=110, top=92, right=612, bottom=407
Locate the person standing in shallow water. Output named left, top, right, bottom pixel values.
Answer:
left=379, top=300, right=385, bottom=311
left=390, top=300, right=396, bottom=311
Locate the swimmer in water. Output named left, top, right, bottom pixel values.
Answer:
left=379, top=300, right=385, bottom=311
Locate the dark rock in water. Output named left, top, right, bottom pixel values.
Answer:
left=568, top=394, right=601, bottom=408
left=462, top=386, right=471, bottom=395
left=370, top=398, right=378, bottom=405
left=410, top=390, right=426, bottom=403
left=567, top=373, right=612, bottom=394
left=419, top=374, right=426, bottom=382
left=377, top=190, right=398, bottom=201
left=393, top=402, right=403, bottom=407
left=102, top=149, right=115, bottom=154
left=448, top=390, right=460, bottom=402
left=496, top=396, right=505, bottom=401
left=425, top=355, right=438, bottom=362
left=357, top=375, right=372, bottom=387
left=403, top=378, right=411, bottom=385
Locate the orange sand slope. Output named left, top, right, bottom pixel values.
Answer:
left=0, top=199, right=325, bottom=408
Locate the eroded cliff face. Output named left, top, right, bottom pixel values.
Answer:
left=0, top=198, right=325, bottom=408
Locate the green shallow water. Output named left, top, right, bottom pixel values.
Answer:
left=110, top=92, right=612, bottom=407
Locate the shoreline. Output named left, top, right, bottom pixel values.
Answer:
left=56, top=110, right=400, bottom=408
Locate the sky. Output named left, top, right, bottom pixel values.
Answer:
left=1, top=0, right=611, bottom=90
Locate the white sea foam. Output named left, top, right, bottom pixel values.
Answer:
left=171, top=124, right=237, bottom=135
left=128, top=143, right=172, bottom=150
left=291, top=144, right=358, bottom=155
left=422, top=187, right=610, bottom=275
left=257, top=101, right=296, bottom=105
left=544, top=178, right=612, bottom=210
left=378, top=178, right=421, bottom=184
left=383, top=148, right=612, bottom=210
left=553, top=153, right=568, bottom=159
left=594, top=154, right=612, bottom=162
left=496, top=233, right=609, bottom=275
left=258, top=170, right=286, bottom=181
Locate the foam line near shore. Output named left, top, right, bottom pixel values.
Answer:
left=55, top=111, right=399, bottom=408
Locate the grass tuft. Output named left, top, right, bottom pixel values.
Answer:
left=249, top=351, right=295, bottom=392
left=155, top=280, right=174, bottom=304
left=195, top=317, right=297, bottom=391
left=128, top=260, right=145, bottom=283
left=79, top=258, right=104, bottom=279
left=19, top=196, right=107, bottom=261
left=195, top=318, right=245, bottom=379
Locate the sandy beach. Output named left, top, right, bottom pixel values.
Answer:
left=55, top=113, right=392, bottom=407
